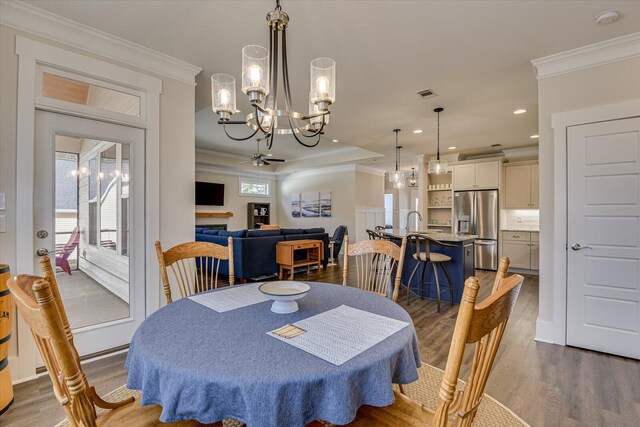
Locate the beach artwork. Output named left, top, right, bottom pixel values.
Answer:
left=291, top=193, right=301, bottom=217
left=320, top=191, right=332, bottom=217
left=301, top=192, right=320, bottom=217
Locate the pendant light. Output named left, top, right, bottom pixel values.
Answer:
left=389, top=129, right=405, bottom=185
left=428, top=107, right=448, bottom=175
left=407, top=167, right=418, bottom=187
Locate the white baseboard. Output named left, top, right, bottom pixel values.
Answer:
left=534, top=319, right=557, bottom=344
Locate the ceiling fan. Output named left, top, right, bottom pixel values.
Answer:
left=243, top=138, right=285, bottom=167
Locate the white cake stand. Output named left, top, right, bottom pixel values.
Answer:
left=259, top=281, right=311, bottom=314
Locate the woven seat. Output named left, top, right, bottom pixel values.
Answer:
left=412, top=252, right=452, bottom=263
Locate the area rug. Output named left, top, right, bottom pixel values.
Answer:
left=392, top=364, right=530, bottom=427
left=54, top=385, right=243, bottom=427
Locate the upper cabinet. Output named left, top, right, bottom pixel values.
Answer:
left=504, top=163, right=539, bottom=208
left=452, top=161, right=500, bottom=191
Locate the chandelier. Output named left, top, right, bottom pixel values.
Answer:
left=210, top=0, right=336, bottom=149
left=407, top=167, right=418, bottom=187
left=389, top=129, right=406, bottom=189
left=428, top=107, right=448, bottom=174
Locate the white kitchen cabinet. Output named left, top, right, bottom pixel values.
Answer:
left=504, top=163, right=538, bottom=208
left=502, top=240, right=531, bottom=269
left=530, top=242, right=539, bottom=270
left=452, top=161, right=500, bottom=190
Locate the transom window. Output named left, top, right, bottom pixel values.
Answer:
left=239, top=179, right=270, bottom=197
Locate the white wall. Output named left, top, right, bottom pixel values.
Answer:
left=277, top=165, right=384, bottom=241
left=536, top=56, right=640, bottom=341
left=0, top=25, right=196, bottom=373
left=195, top=169, right=278, bottom=230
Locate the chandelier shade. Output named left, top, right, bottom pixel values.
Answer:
left=242, top=45, right=270, bottom=96
left=211, top=0, right=335, bottom=149
left=211, top=73, right=237, bottom=117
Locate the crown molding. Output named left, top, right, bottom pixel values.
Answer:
left=0, top=0, right=202, bottom=86
left=195, top=163, right=279, bottom=179
left=531, top=32, right=640, bottom=80
left=355, top=164, right=386, bottom=176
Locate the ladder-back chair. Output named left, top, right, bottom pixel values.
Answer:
left=7, top=266, right=216, bottom=426
left=346, top=266, right=524, bottom=426
left=342, top=235, right=407, bottom=302
left=155, top=239, right=234, bottom=304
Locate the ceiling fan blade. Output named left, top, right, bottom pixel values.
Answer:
left=239, top=160, right=251, bottom=164
left=262, top=160, right=270, bottom=166
left=269, top=158, right=285, bottom=162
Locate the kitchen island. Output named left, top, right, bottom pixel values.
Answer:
left=381, top=229, right=476, bottom=304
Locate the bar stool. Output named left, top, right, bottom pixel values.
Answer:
left=405, top=233, right=456, bottom=312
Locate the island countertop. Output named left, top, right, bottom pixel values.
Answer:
left=380, top=229, right=477, bottom=242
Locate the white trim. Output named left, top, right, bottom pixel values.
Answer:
left=543, top=98, right=640, bottom=345
left=532, top=32, right=640, bottom=80
left=278, top=164, right=359, bottom=179
left=238, top=177, right=271, bottom=197
left=195, top=163, right=280, bottom=179
left=12, top=34, right=162, bottom=381
left=355, top=164, right=386, bottom=176
left=0, top=0, right=201, bottom=85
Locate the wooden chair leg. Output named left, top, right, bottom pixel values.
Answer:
left=90, top=387, right=135, bottom=410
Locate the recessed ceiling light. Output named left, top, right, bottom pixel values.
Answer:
left=530, top=134, right=539, bottom=139
left=448, top=146, right=457, bottom=150
left=266, top=153, right=273, bottom=157
left=332, top=139, right=339, bottom=143
left=413, top=129, right=423, bottom=134
left=513, top=109, right=527, bottom=115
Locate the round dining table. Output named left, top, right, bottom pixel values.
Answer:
left=125, top=282, right=421, bottom=427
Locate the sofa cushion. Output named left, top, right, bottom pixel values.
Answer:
left=202, top=229, right=219, bottom=235
left=246, top=229, right=282, bottom=237
left=195, top=227, right=207, bottom=234
left=281, top=228, right=304, bottom=235
left=219, top=229, right=247, bottom=238
left=304, top=227, right=325, bottom=234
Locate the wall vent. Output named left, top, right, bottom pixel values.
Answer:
left=417, top=88, right=437, bottom=99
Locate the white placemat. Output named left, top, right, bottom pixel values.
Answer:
left=268, top=304, right=410, bottom=365
left=188, top=283, right=269, bottom=313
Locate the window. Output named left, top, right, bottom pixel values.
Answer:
left=239, top=179, right=270, bottom=197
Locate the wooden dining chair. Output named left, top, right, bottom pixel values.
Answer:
left=155, top=239, right=234, bottom=304
left=345, top=268, right=525, bottom=427
left=7, top=267, right=226, bottom=427
left=342, top=235, right=407, bottom=302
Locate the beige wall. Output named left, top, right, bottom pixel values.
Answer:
left=195, top=170, right=278, bottom=230
left=0, top=25, right=196, bottom=361
left=537, top=57, right=640, bottom=330
left=355, top=170, right=385, bottom=208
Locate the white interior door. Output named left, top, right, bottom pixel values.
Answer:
left=567, top=117, right=640, bottom=359
left=35, top=110, right=146, bottom=357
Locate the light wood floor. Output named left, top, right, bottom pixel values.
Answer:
left=3, top=263, right=640, bottom=426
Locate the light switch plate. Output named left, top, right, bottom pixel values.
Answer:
left=0, top=215, right=5, bottom=233
left=0, top=193, right=5, bottom=210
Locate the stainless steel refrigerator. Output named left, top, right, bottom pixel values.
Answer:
left=454, top=190, right=498, bottom=270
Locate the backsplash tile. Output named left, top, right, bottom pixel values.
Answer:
left=502, top=209, right=539, bottom=231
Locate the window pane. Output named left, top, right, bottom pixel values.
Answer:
left=100, top=144, right=118, bottom=251
left=42, top=72, right=141, bottom=117
left=121, top=145, right=130, bottom=257
left=241, top=182, right=269, bottom=195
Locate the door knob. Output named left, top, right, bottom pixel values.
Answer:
left=571, top=243, right=592, bottom=251
left=36, top=248, right=54, bottom=256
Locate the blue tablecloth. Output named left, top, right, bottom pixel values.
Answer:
left=125, top=282, right=421, bottom=427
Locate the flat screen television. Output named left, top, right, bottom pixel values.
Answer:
left=195, top=181, right=224, bottom=206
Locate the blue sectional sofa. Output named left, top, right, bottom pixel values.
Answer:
left=195, top=227, right=330, bottom=280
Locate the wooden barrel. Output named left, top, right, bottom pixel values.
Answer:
left=0, top=264, right=13, bottom=416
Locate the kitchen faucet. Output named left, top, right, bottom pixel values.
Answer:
left=406, top=210, right=423, bottom=233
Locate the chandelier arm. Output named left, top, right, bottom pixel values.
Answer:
left=289, top=120, right=322, bottom=148
left=293, top=113, right=326, bottom=138
left=271, top=24, right=279, bottom=106
left=282, top=27, right=293, bottom=112
left=267, top=129, right=275, bottom=150
left=222, top=122, right=261, bottom=142
left=253, top=104, right=272, bottom=135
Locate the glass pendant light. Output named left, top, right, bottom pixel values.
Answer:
left=389, top=129, right=405, bottom=183
left=428, top=107, right=448, bottom=175
left=407, top=167, right=418, bottom=187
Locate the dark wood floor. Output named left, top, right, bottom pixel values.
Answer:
left=3, top=263, right=640, bottom=426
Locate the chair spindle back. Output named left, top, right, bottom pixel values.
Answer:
left=342, top=235, right=407, bottom=302
left=156, top=239, right=234, bottom=304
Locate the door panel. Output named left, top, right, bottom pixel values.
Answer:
left=35, top=111, right=145, bottom=357
left=475, top=161, right=500, bottom=189
left=475, top=240, right=497, bottom=270
left=501, top=241, right=530, bottom=269
left=530, top=164, right=539, bottom=208
left=567, top=117, right=640, bottom=359
left=475, top=190, right=498, bottom=240
left=454, top=191, right=473, bottom=235
left=453, top=164, right=476, bottom=190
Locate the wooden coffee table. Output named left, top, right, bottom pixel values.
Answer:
left=276, top=240, right=324, bottom=280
